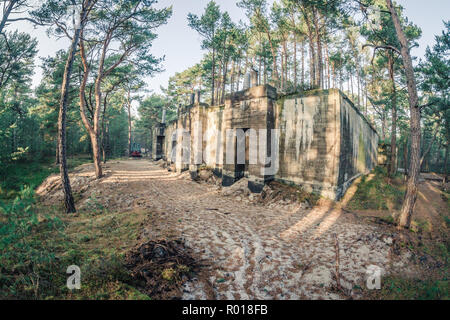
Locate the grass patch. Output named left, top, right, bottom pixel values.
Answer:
left=0, top=156, right=92, bottom=200
left=364, top=227, right=449, bottom=300
left=442, top=191, right=450, bottom=213
left=373, top=276, right=449, bottom=300
left=410, top=219, right=433, bottom=234
left=444, top=216, right=450, bottom=228
left=59, top=209, right=151, bottom=300
left=369, top=242, right=449, bottom=300
left=346, top=166, right=405, bottom=211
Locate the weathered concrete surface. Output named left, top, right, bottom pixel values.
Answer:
left=337, top=94, right=378, bottom=198
left=154, top=86, right=378, bottom=200
left=275, top=90, right=341, bottom=199
left=275, top=89, right=378, bottom=199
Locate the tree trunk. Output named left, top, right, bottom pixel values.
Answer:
left=331, top=62, right=337, bottom=88
left=308, top=36, right=315, bottom=87
left=57, top=3, right=91, bottom=213
left=240, top=54, right=249, bottom=91
left=101, top=92, right=108, bottom=163
left=347, top=71, right=350, bottom=92
left=90, top=80, right=103, bottom=178
left=230, top=60, right=235, bottom=94
left=90, top=131, right=102, bottom=177
left=211, top=47, right=216, bottom=105
left=403, top=137, right=409, bottom=178
left=0, top=0, right=15, bottom=35
left=264, top=56, right=267, bottom=85
left=301, top=41, right=305, bottom=87
left=55, top=140, right=60, bottom=165
left=11, top=125, right=15, bottom=154
left=324, top=41, right=330, bottom=89
left=128, top=103, right=132, bottom=156
left=215, top=63, right=221, bottom=104
left=284, top=40, right=288, bottom=90
left=350, top=72, right=354, bottom=97
left=293, top=34, right=297, bottom=90
left=105, top=122, right=110, bottom=163
left=364, top=78, right=368, bottom=115
left=444, top=144, right=449, bottom=183
left=357, top=68, right=361, bottom=106
left=265, top=27, right=278, bottom=88
left=80, top=81, right=103, bottom=179
left=388, top=53, right=397, bottom=177
left=221, top=59, right=229, bottom=104
left=281, top=42, right=285, bottom=91
left=313, top=7, right=323, bottom=89
left=236, top=61, right=241, bottom=92
left=258, top=32, right=262, bottom=84
left=387, top=0, right=421, bottom=229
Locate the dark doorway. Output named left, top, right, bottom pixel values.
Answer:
left=235, top=128, right=249, bottom=181
left=171, top=140, right=177, bottom=162
left=156, top=136, right=164, bottom=159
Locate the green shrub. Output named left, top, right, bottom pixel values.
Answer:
left=0, top=187, right=64, bottom=299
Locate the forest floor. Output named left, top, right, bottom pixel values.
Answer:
left=35, top=159, right=449, bottom=300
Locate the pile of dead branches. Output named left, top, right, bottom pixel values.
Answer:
left=125, top=239, right=202, bottom=299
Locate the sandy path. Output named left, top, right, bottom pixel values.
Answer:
left=39, top=160, right=415, bottom=299
left=103, top=160, right=415, bottom=300
left=414, top=179, right=449, bottom=232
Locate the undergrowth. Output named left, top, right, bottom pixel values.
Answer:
left=0, top=156, right=92, bottom=200
left=366, top=237, right=449, bottom=300
left=0, top=187, right=150, bottom=299
left=0, top=157, right=150, bottom=300
left=375, top=276, right=449, bottom=300
left=346, top=166, right=405, bottom=211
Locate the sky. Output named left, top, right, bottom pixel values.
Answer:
left=7, top=0, right=450, bottom=94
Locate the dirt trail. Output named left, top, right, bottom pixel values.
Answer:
left=38, top=160, right=419, bottom=299
left=414, top=179, right=449, bottom=233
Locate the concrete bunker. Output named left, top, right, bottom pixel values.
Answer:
left=152, top=73, right=378, bottom=201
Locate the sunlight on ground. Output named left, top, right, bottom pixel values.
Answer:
left=279, top=203, right=333, bottom=240
left=312, top=210, right=342, bottom=239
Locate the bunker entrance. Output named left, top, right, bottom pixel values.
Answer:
left=156, top=136, right=164, bottom=159
left=235, top=128, right=250, bottom=181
